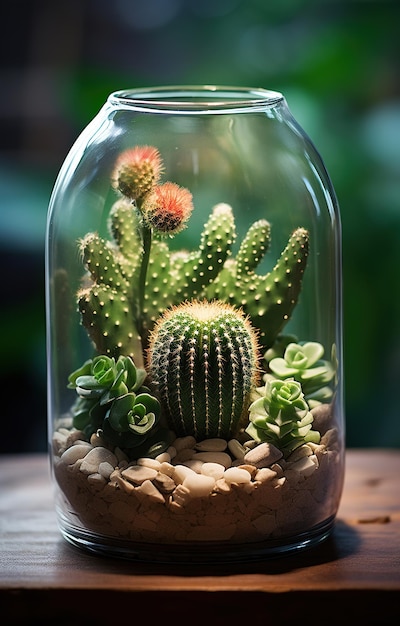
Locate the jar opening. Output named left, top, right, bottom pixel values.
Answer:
left=108, top=85, right=284, bottom=114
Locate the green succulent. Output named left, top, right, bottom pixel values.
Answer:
left=266, top=341, right=335, bottom=407
left=246, top=378, right=320, bottom=457
left=68, top=355, right=161, bottom=452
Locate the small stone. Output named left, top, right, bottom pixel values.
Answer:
left=67, top=430, right=87, bottom=446
left=115, top=474, right=136, bottom=494
left=183, top=459, right=205, bottom=473
left=174, top=448, right=196, bottom=463
left=214, top=478, right=231, bottom=494
left=194, top=451, right=232, bottom=468
left=173, top=436, right=196, bottom=452
left=223, top=467, right=252, bottom=485
left=172, top=484, right=191, bottom=506
left=201, top=462, right=225, bottom=480
left=237, top=464, right=258, bottom=478
left=121, top=465, right=158, bottom=485
left=137, top=457, right=161, bottom=470
left=172, top=464, right=197, bottom=484
left=254, top=467, right=277, bottom=483
left=195, top=438, right=227, bottom=452
left=287, top=455, right=318, bottom=478
left=166, top=445, right=177, bottom=459
left=158, top=461, right=175, bottom=477
left=79, top=447, right=118, bottom=475
left=136, top=480, right=165, bottom=503
left=98, top=461, right=115, bottom=480
left=228, top=439, right=246, bottom=460
left=321, top=427, right=339, bottom=447
left=182, top=473, right=216, bottom=498
left=60, top=443, right=92, bottom=465
left=153, top=473, right=176, bottom=494
left=244, top=442, right=283, bottom=468
left=311, top=403, right=333, bottom=434
left=286, top=444, right=313, bottom=462
left=87, top=472, right=106, bottom=486
left=155, top=451, right=172, bottom=464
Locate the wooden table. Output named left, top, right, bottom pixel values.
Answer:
left=1, top=450, right=399, bottom=625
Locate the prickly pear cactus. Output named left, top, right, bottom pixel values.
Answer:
left=147, top=300, right=260, bottom=440
left=206, top=222, right=309, bottom=350
left=77, top=199, right=235, bottom=361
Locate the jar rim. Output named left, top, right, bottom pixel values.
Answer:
left=108, top=85, right=284, bottom=114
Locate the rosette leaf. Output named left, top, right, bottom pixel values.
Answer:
left=68, top=354, right=159, bottom=452
left=267, top=341, right=335, bottom=407
left=246, top=378, right=320, bottom=457
left=102, top=392, right=160, bottom=448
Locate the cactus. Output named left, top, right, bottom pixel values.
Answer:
left=147, top=300, right=260, bottom=440
left=70, top=145, right=313, bottom=448
left=206, top=223, right=309, bottom=350
left=245, top=377, right=320, bottom=457
left=77, top=199, right=235, bottom=361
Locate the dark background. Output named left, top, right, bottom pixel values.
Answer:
left=1, top=0, right=399, bottom=453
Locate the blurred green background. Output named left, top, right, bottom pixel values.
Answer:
left=1, top=0, right=399, bottom=452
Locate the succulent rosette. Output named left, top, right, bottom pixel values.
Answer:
left=267, top=341, right=335, bottom=407
left=246, top=378, right=320, bottom=457
left=68, top=355, right=161, bottom=451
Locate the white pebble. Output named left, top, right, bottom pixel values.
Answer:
left=121, top=465, right=158, bottom=484
left=201, top=462, right=225, bottom=480
left=174, top=448, right=196, bottom=462
left=137, top=457, right=161, bottom=470
left=228, top=439, right=246, bottom=459
left=244, top=442, right=283, bottom=468
left=136, top=480, right=165, bottom=503
left=87, top=472, right=106, bottom=486
left=223, top=467, right=252, bottom=485
left=172, top=464, right=197, bottom=484
left=288, top=455, right=318, bottom=477
left=183, top=459, right=204, bottom=473
left=166, top=445, right=177, bottom=459
left=172, top=484, right=191, bottom=506
left=158, top=461, right=175, bottom=477
left=60, top=443, right=92, bottom=465
left=173, top=436, right=196, bottom=451
left=79, top=447, right=118, bottom=475
left=255, top=467, right=277, bottom=483
left=98, top=461, right=115, bottom=480
left=195, top=438, right=227, bottom=452
left=194, top=452, right=232, bottom=468
left=182, top=473, right=216, bottom=498
left=155, top=451, right=172, bottom=463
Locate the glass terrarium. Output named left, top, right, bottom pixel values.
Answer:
left=46, top=86, right=345, bottom=562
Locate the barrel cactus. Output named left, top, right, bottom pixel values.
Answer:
left=147, top=300, right=260, bottom=440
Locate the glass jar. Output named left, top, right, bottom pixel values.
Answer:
left=46, top=86, right=345, bottom=562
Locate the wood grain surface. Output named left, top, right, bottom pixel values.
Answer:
left=1, top=450, right=399, bottom=624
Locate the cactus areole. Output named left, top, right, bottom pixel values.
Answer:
left=147, top=300, right=260, bottom=440
left=46, top=87, right=344, bottom=561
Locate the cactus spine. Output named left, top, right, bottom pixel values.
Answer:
left=147, top=300, right=260, bottom=440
